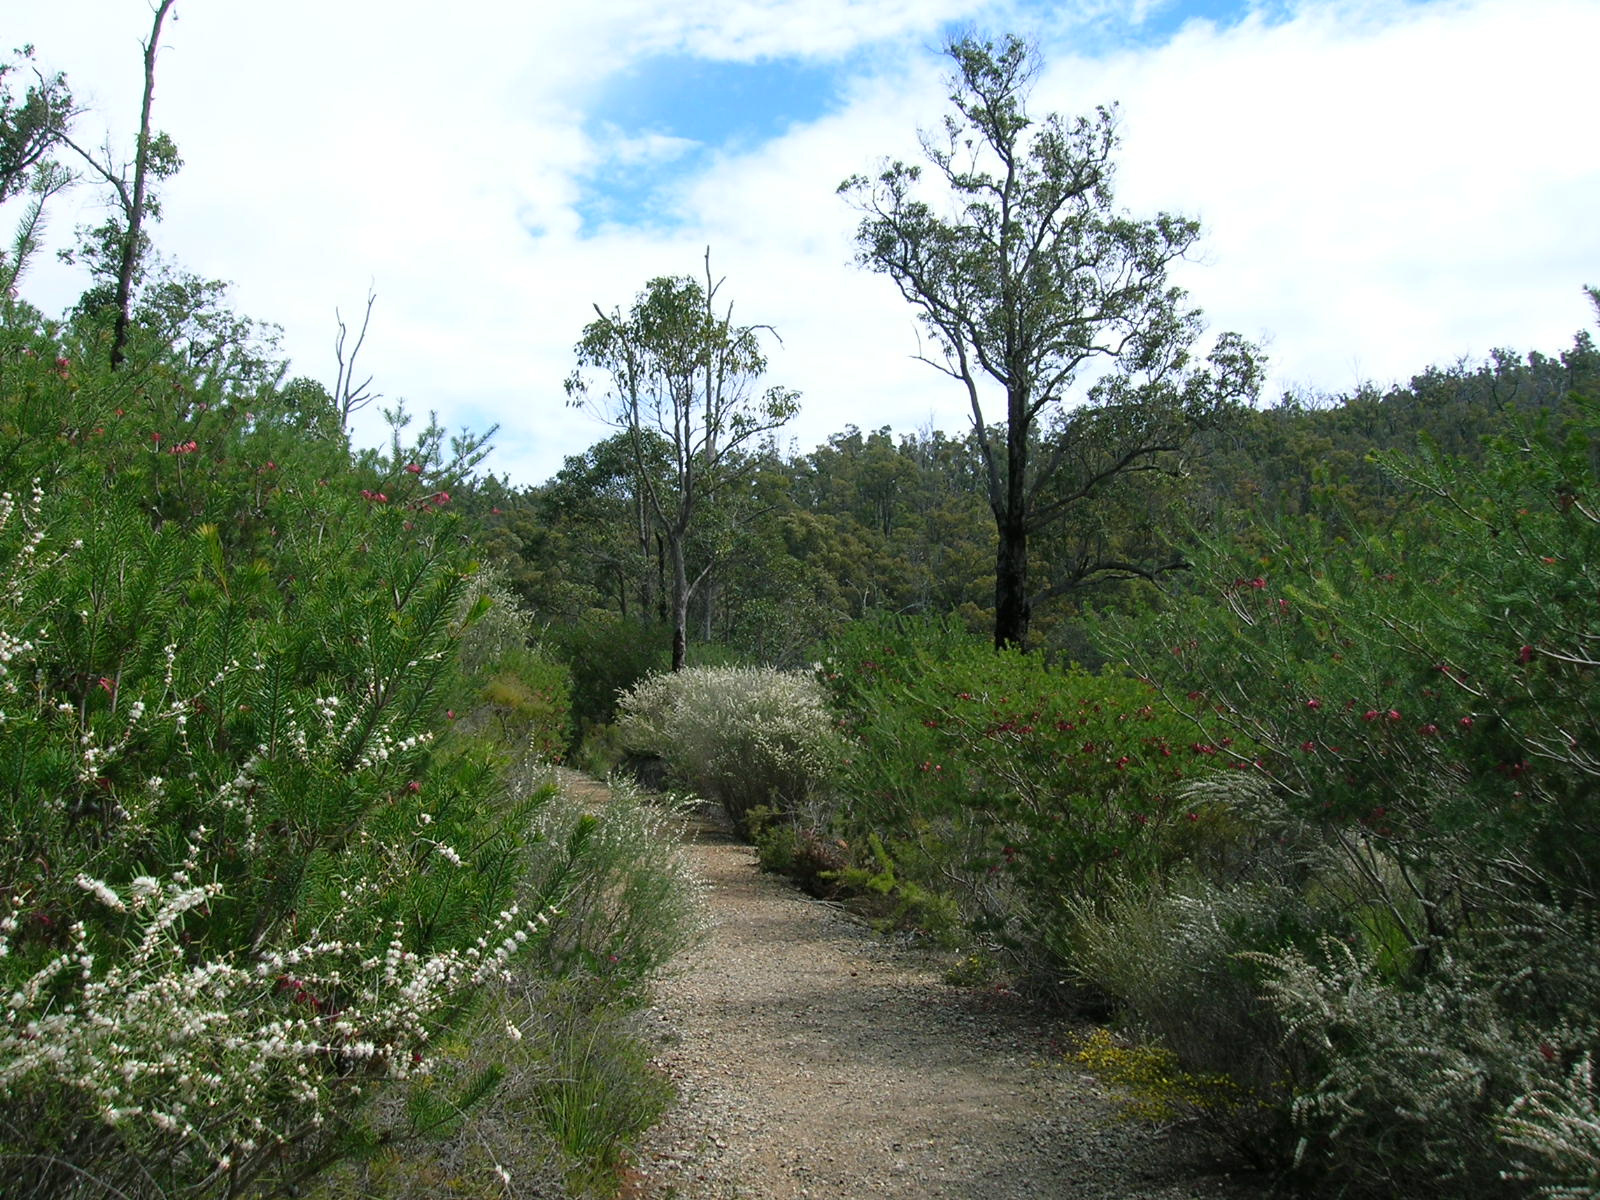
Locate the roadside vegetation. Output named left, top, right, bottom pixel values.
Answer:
left=3, top=21, right=1596, bottom=1200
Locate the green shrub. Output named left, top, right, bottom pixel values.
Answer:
left=550, top=614, right=670, bottom=747
left=0, top=309, right=551, bottom=1197
left=819, top=614, right=1240, bottom=978
left=616, top=666, right=842, bottom=834
left=747, top=805, right=849, bottom=898
left=316, top=769, right=701, bottom=1200
left=1067, top=1027, right=1249, bottom=1126
left=1248, top=905, right=1600, bottom=1197
left=519, top=775, right=705, bottom=988
left=1093, top=384, right=1600, bottom=1193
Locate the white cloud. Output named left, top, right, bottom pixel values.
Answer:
left=6, top=0, right=1596, bottom=487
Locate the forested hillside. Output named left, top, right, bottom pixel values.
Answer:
left=3, top=18, right=1596, bottom=1200
left=482, top=326, right=1600, bottom=673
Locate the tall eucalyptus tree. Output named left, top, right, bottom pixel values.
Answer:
left=567, top=251, right=799, bottom=670
left=842, top=35, right=1261, bottom=649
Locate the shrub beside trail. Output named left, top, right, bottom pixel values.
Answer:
left=616, top=665, right=841, bottom=835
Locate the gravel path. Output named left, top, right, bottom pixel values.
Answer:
left=610, top=787, right=1270, bottom=1200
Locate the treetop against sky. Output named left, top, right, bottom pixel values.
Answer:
left=7, top=0, right=1597, bottom=485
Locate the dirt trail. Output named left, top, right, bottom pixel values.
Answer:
left=575, top=772, right=1266, bottom=1200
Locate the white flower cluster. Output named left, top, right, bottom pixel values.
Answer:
left=354, top=727, right=433, bottom=771
left=0, top=870, right=556, bottom=1180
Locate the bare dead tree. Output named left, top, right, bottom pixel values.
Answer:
left=59, top=0, right=180, bottom=369
left=332, top=286, right=381, bottom=430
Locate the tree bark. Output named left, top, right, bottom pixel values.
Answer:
left=669, top=534, right=689, bottom=672
left=993, top=511, right=1030, bottom=650
left=993, top=385, right=1033, bottom=650
left=110, top=0, right=176, bottom=369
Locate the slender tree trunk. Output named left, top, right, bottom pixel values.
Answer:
left=669, top=535, right=689, bottom=671
left=110, top=0, right=176, bottom=369
left=655, top=531, right=669, bottom=623
left=994, top=403, right=1032, bottom=650
left=700, top=575, right=716, bottom=642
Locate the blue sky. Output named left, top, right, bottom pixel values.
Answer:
left=5, top=0, right=1598, bottom=485
left=582, top=54, right=848, bottom=229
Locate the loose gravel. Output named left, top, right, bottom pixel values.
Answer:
left=617, top=793, right=1273, bottom=1200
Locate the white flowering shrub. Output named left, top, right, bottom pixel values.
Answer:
left=1247, top=901, right=1600, bottom=1197
left=617, top=666, right=842, bottom=831
left=521, top=777, right=705, bottom=984
left=0, top=326, right=555, bottom=1197
left=1501, top=1054, right=1600, bottom=1199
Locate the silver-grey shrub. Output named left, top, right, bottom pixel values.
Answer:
left=1249, top=900, right=1600, bottom=1198
left=520, top=774, right=706, bottom=982
left=616, top=666, right=842, bottom=831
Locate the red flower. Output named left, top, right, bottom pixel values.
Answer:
left=1306, top=698, right=1322, bottom=710
left=405, top=463, right=422, bottom=475
left=1363, top=710, right=1379, bottom=722
left=1519, top=645, right=1535, bottom=663
left=1420, top=723, right=1439, bottom=736
left=1387, top=709, right=1402, bottom=722
left=1459, top=716, right=1474, bottom=729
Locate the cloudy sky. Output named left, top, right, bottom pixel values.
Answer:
left=7, top=0, right=1597, bottom=485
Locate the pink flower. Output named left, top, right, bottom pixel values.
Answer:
left=1387, top=709, right=1402, bottom=722
left=405, top=463, right=422, bottom=475
left=1459, top=716, right=1474, bottom=729
left=1420, top=723, right=1439, bottom=736
left=1306, top=698, right=1322, bottom=710
left=1363, top=710, right=1379, bottom=722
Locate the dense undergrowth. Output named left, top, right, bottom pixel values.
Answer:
left=621, top=359, right=1600, bottom=1197
left=0, top=298, right=701, bottom=1198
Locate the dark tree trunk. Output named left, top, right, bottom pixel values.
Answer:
left=993, top=513, right=1030, bottom=650
left=110, top=0, right=175, bottom=370
left=669, top=535, right=689, bottom=672
left=655, top=531, right=669, bottom=623
left=993, top=390, right=1032, bottom=650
